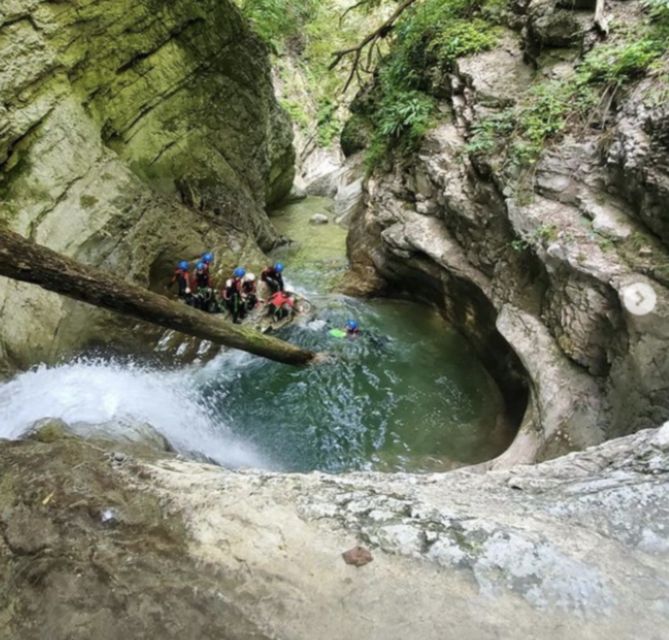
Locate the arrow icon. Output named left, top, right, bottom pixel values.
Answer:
left=622, top=282, right=657, bottom=316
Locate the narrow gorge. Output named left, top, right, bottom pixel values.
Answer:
left=1, top=0, right=668, bottom=638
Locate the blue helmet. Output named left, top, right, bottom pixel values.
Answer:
left=233, top=267, right=246, bottom=278
left=178, top=260, right=189, bottom=271
left=196, top=261, right=205, bottom=270
left=346, top=319, right=359, bottom=331
left=274, top=262, right=285, bottom=273
left=202, top=252, right=214, bottom=264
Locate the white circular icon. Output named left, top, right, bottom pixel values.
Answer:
left=621, top=282, right=657, bottom=316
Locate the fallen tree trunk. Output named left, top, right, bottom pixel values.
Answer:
left=0, top=229, right=317, bottom=366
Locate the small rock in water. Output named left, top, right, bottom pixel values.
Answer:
left=309, top=213, right=329, bottom=225
left=100, top=508, right=119, bottom=526
left=112, top=451, right=126, bottom=463
left=342, top=545, right=373, bottom=567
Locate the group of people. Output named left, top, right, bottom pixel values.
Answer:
left=170, top=253, right=295, bottom=324
left=170, top=251, right=361, bottom=336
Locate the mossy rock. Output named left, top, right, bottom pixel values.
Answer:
left=28, top=419, right=72, bottom=444
left=341, top=115, right=372, bottom=157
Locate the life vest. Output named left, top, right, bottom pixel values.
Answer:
left=242, top=280, right=256, bottom=295
left=195, top=269, right=210, bottom=289
left=222, top=279, right=241, bottom=300
left=269, top=291, right=293, bottom=308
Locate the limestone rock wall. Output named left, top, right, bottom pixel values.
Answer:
left=347, top=0, right=669, bottom=464
left=0, top=0, right=294, bottom=371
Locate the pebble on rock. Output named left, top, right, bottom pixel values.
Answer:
left=342, top=545, right=373, bottom=567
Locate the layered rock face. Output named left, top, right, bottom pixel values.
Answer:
left=2, top=422, right=668, bottom=639
left=347, top=0, right=669, bottom=464
left=0, top=0, right=294, bottom=372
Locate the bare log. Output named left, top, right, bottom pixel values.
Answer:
left=0, top=229, right=317, bottom=366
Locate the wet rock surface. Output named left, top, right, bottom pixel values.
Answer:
left=0, top=432, right=271, bottom=640
left=3, top=424, right=666, bottom=639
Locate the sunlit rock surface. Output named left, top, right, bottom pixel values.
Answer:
left=1, top=423, right=667, bottom=639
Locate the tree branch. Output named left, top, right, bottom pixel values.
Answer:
left=338, top=0, right=370, bottom=27
left=329, top=0, right=419, bottom=90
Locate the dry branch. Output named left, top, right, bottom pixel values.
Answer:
left=329, top=0, right=419, bottom=92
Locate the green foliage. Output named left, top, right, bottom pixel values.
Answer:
left=467, top=6, right=669, bottom=169
left=364, top=68, right=436, bottom=171
left=363, top=87, right=434, bottom=170
left=316, top=98, right=340, bottom=146
left=236, top=0, right=319, bottom=51
left=466, top=111, right=514, bottom=155
left=428, top=19, right=501, bottom=65
left=510, top=80, right=598, bottom=166
left=238, top=0, right=390, bottom=150
left=391, top=0, right=504, bottom=70
left=645, top=0, right=669, bottom=25
left=577, top=38, right=666, bottom=86
left=280, top=99, right=310, bottom=131
left=511, top=224, right=558, bottom=252
left=362, top=0, right=505, bottom=169
left=376, top=91, right=434, bottom=139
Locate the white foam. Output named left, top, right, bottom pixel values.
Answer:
left=0, top=359, right=268, bottom=469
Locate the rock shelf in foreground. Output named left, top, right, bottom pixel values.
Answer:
left=1, top=423, right=667, bottom=639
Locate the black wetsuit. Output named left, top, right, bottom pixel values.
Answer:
left=172, top=268, right=194, bottom=307
left=261, top=267, right=284, bottom=294
left=223, top=279, right=243, bottom=323
left=242, top=280, right=258, bottom=312
left=195, top=269, right=210, bottom=289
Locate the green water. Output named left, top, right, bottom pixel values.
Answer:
left=201, top=197, right=511, bottom=472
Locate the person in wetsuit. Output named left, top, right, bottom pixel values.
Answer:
left=346, top=319, right=361, bottom=337
left=193, top=261, right=210, bottom=289
left=222, top=267, right=245, bottom=323
left=261, top=262, right=285, bottom=294
left=241, top=272, right=259, bottom=315
left=170, top=260, right=193, bottom=304
left=188, top=261, right=212, bottom=310
left=268, top=290, right=295, bottom=321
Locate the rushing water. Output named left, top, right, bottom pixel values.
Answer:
left=0, top=197, right=510, bottom=472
